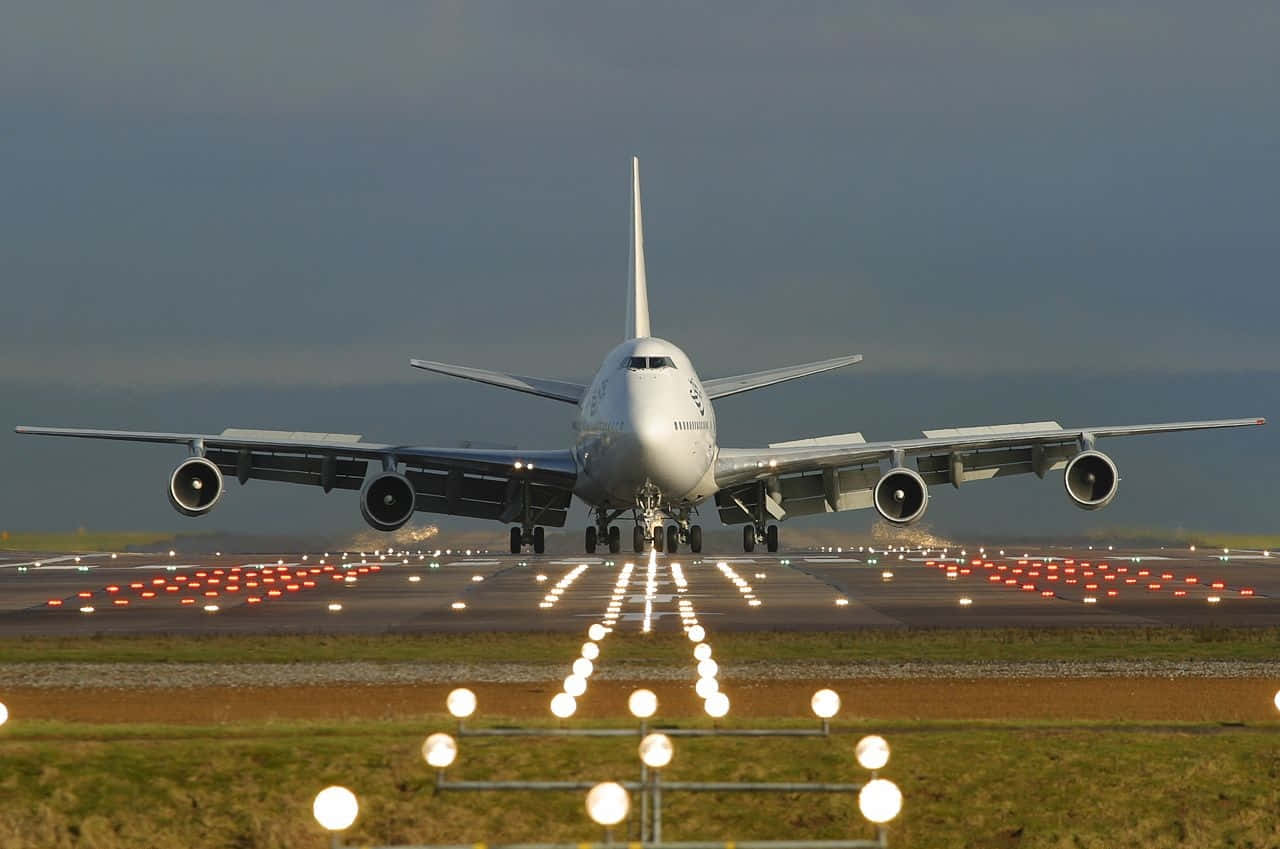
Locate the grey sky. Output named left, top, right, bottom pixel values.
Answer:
left=2, top=3, right=1276, bottom=535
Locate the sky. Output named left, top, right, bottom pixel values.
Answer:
left=2, top=3, right=1277, bottom=538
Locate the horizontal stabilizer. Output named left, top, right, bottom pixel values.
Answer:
left=769, top=432, right=865, bottom=449
left=702, top=354, right=863, bottom=401
left=922, top=421, right=1062, bottom=439
left=409, top=359, right=586, bottom=405
left=221, top=428, right=363, bottom=443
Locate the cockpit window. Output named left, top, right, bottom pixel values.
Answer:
left=624, top=356, right=677, bottom=370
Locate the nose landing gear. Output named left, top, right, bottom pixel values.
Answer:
left=743, top=523, right=780, bottom=553
left=510, top=526, right=546, bottom=554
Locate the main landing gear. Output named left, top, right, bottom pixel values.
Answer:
left=585, top=525, right=621, bottom=555
left=743, top=523, right=779, bottom=553
left=510, top=526, right=545, bottom=554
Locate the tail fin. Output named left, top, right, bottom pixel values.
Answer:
left=626, top=156, right=651, bottom=339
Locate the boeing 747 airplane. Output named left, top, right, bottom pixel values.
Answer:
left=16, top=159, right=1265, bottom=554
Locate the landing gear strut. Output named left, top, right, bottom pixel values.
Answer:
left=588, top=508, right=624, bottom=554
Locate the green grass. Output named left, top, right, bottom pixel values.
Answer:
left=0, top=717, right=1276, bottom=849
left=0, top=530, right=183, bottom=552
left=2, top=627, right=1279, bottom=665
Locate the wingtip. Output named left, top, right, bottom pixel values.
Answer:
left=1257, top=417, right=1267, bottom=426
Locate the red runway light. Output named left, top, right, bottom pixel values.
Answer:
left=1046, top=574, right=1060, bottom=582
left=1012, top=567, right=1023, bottom=575
left=1082, top=570, right=1094, bottom=578
left=113, top=598, right=129, bottom=606
left=186, top=583, right=200, bottom=590
left=129, top=582, right=144, bottom=589
left=1040, top=590, right=1054, bottom=598
left=267, top=589, right=282, bottom=597
left=1097, top=563, right=1109, bottom=570
left=166, top=585, right=179, bottom=593
left=1103, top=574, right=1116, bottom=582
left=1173, top=590, right=1187, bottom=597
left=1211, top=581, right=1225, bottom=590
left=1065, top=578, right=1078, bottom=585
left=1160, top=572, right=1174, bottom=581
left=1116, top=566, right=1128, bottom=574
left=303, top=580, right=316, bottom=588
left=180, top=598, right=195, bottom=605
left=1047, top=564, right=1059, bottom=571
left=1240, top=588, right=1255, bottom=597
left=195, top=571, right=207, bottom=578
left=207, top=577, right=220, bottom=585
left=247, top=596, right=262, bottom=604
left=1125, top=578, right=1138, bottom=585
left=308, top=568, right=321, bottom=574
left=105, top=585, right=120, bottom=593
left=46, top=599, right=63, bottom=606
left=141, top=591, right=156, bottom=599
left=926, top=561, right=936, bottom=566
left=174, top=575, right=188, bottom=582
left=77, top=591, right=92, bottom=598
left=997, top=564, right=1008, bottom=572
left=203, top=590, right=218, bottom=598
left=245, top=581, right=259, bottom=588
left=213, top=569, right=224, bottom=575
left=971, top=559, right=982, bottom=566
left=1185, top=576, right=1198, bottom=584
left=1106, top=590, right=1118, bottom=597
left=1064, top=559, right=1075, bottom=565
left=331, top=574, right=344, bottom=581
left=959, top=568, right=972, bottom=575
left=988, top=575, right=1001, bottom=583
left=1080, top=561, right=1091, bottom=568
left=1021, top=583, right=1035, bottom=591
left=1137, top=569, right=1150, bottom=577
left=1004, top=578, right=1018, bottom=586
left=1085, top=583, right=1099, bottom=590
left=151, top=577, right=166, bottom=585
left=1018, top=559, right=1029, bottom=565
left=1147, top=583, right=1162, bottom=590
left=224, top=585, right=239, bottom=593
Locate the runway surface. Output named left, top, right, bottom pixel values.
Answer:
left=1, top=543, right=1276, bottom=637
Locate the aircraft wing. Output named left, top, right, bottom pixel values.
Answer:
left=702, top=354, right=863, bottom=400
left=409, top=359, right=585, bottom=404
left=15, top=426, right=578, bottom=526
left=712, top=417, right=1265, bottom=523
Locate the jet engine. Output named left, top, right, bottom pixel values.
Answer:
left=873, top=467, right=929, bottom=525
left=168, top=457, right=224, bottom=517
left=360, top=472, right=416, bottom=531
left=1064, top=450, right=1119, bottom=510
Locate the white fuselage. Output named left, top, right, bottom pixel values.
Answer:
left=572, top=337, right=719, bottom=510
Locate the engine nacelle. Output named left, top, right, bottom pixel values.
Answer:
left=360, top=472, right=416, bottom=532
left=168, top=457, right=224, bottom=517
left=873, top=467, right=929, bottom=525
left=1064, top=450, right=1119, bottom=510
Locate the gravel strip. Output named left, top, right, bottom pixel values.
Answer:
left=2, top=659, right=1278, bottom=689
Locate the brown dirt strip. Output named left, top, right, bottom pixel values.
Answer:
left=8, top=678, right=1279, bottom=723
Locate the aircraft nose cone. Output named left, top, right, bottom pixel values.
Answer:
left=633, top=410, right=703, bottom=496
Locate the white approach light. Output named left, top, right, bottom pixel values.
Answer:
left=628, top=688, right=658, bottom=719
left=693, top=642, right=712, bottom=661
left=687, top=624, right=706, bottom=642
left=581, top=641, right=600, bottom=661
left=1274, top=688, right=1280, bottom=712
left=696, top=658, right=719, bottom=679
left=572, top=657, right=594, bottom=678
left=694, top=676, right=719, bottom=699
left=704, top=692, right=730, bottom=718
left=0, top=701, right=7, bottom=727
left=811, top=688, right=840, bottom=719
left=563, top=674, right=588, bottom=697
left=855, top=735, right=891, bottom=770
left=550, top=692, right=577, bottom=718
left=422, top=732, right=458, bottom=768
left=585, top=782, right=630, bottom=826
left=858, top=778, right=903, bottom=824
left=588, top=623, right=607, bottom=641
left=638, top=733, right=674, bottom=769
left=313, top=786, right=359, bottom=832
left=446, top=687, right=477, bottom=719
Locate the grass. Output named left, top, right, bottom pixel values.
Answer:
left=0, top=716, right=1276, bottom=849
left=0, top=530, right=182, bottom=552
left=2, top=627, right=1279, bottom=665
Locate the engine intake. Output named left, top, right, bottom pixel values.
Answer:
left=1064, top=450, right=1119, bottom=510
left=360, top=472, right=416, bottom=531
left=873, top=467, right=929, bottom=525
left=168, top=457, right=224, bottom=517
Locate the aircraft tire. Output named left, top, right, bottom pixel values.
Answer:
left=633, top=525, right=646, bottom=553
left=608, top=526, right=621, bottom=554
left=585, top=526, right=597, bottom=554
left=689, top=525, right=703, bottom=553
left=743, top=525, right=756, bottom=553
left=510, top=527, right=522, bottom=554
left=533, top=526, right=545, bottom=554
left=654, top=528, right=664, bottom=552
left=766, top=524, right=779, bottom=553
left=666, top=525, right=679, bottom=553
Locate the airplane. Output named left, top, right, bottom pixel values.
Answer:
left=15, top=158, right=1266, bottom=555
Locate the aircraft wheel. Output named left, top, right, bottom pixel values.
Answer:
left=510, top=527, right=522, bottom=554
left=633, top=525, right=646, bottom=553
left=743, top=525, right=756, bottom=553
left=608, top=526, right=621, bottom=554
left=533, top=526, right=545, bottom=554
left=585, top=526, right=597, bottom=554
left=766, top=524, right=779, bottom=553
left=666, top=525, right=679, bottom=553
left=689, top=525, right=703, bottom=553
left=654, top=528, right=664, bottom=552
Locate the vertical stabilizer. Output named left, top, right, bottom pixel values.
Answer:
left=626, top=156, right=651, bottom=339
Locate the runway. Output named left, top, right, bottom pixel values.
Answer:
left=0, top=544, right=1276, bottom=636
